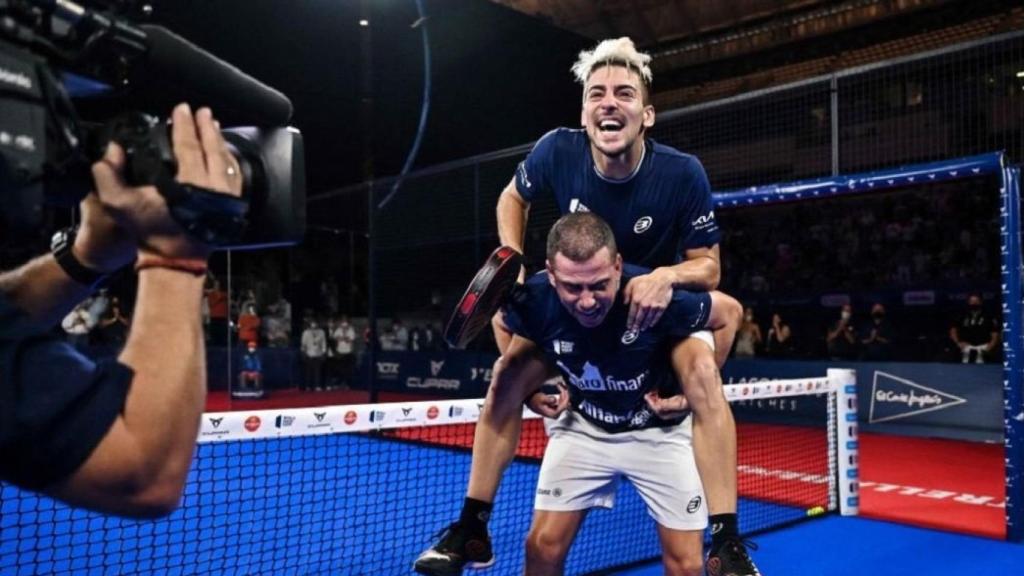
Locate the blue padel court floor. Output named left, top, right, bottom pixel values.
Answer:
left=613, top=515, right=1024, bottom=576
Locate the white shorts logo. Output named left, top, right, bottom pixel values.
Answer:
left=633, top=216, right=653, bottom=233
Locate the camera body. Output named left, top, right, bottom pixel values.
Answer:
left=0, top=1, right=305, bottom=248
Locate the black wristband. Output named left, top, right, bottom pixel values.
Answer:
left=50, top=227, right=109, bottom=288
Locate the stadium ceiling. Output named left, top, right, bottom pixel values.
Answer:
left=488, top=0, right=962, bottom=70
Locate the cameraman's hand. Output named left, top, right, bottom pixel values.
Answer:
left=89, top=104, right=242, bottom=262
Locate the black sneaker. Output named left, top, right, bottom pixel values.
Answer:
left=706, top=538, right=761, bottom=576
left=413, top=523, right=495, bottom=576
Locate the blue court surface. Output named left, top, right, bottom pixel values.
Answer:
left=612, top=515, right=1024, bottom=576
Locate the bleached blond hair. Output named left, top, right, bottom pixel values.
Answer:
left=571, top=37, right=653, bottom=89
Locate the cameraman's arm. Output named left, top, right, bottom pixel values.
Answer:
left=49, top=104, right=240, bottom=517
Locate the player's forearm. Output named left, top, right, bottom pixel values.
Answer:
left=496, top=186, right=529, bottom=252
left=118, top=268, right=206, bottom=490
left=659, top=256, right=720, bottom=291
left=0, top=254, right=94, bottom=333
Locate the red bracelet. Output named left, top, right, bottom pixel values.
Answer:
left=134, top=255, right=208, bottom=277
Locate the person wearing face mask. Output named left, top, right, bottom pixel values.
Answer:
left=860, top=303, right=894, bottom=361
left=826, top=304, right=858, bottom=361
left=734, top=306, right=762, bottom=358
left=237, top=340, right=264, bottom=395
left=300, top=317, right=328, bottom=391
left=950, top=294, right=999, bottom=363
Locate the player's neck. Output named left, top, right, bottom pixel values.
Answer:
left=592, top=140, right=645, bottom=182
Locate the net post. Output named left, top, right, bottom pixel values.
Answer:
left=829, top=368, right=859, bottom=516
left=1001, top=165, right=1024, bottom=542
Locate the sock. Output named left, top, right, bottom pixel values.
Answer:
left=459, top=497, right=493, bottom=534
left=709, top=513, right=739, bottom=552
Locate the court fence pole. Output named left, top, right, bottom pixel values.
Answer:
left=1001, top=164, right=1023, bottom=541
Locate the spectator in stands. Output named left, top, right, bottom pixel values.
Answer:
left=300, top=317, right=328, bottom=391
left=764, top=312, right=794, bottom=358
left=96, top=296, right=130, bottom=346
left=237, top=302, right=261, bottom=346
left=205, top=276, right=229, bottom=345
left=950, top=294, right=1000, bottom=363
left=330, top=314, right=357, bottom=389
left=860, top=303, right=894, bottom=361
left=826, top=304, right=857, bottom=361
left=733, top=306, right=762, bottom=358
left=263, top=294, right=292, bottom=347
left=238, top=340, right=264, bottom=392
left=392, top=318, right=409, bottom=351
left=61, top=300, right=94, bottom=351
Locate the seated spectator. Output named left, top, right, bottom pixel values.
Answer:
left=734, top=306, right=763, bottom=358
left=826, top=304, right=857, bottom=360
left=238, top=341, right=264, bottom=391
left=764, top=312, right=794, bottom=358
left=949, top=294, right=999, bottom=363
left=860, top=303, right=894, bottom=361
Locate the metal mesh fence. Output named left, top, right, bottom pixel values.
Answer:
left=294, top=31, right=1023, bottom=392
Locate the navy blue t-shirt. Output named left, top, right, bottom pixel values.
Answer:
left=515, top=128, right=720, bottom=267
left=0, top=295, right=133, bottom=490
left=503, top=264, right=712, bottom=433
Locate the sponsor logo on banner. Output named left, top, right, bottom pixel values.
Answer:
left=633, top=216, right=653, bottom=234
left=202, top=417, right=230, bottom=437
left=427, top=406, right=440, bottom=420
left=406, top=377, right=460, bottom=391
left=868, top=371, right=967, bottom=424
left=376, top=362, right=400, bottom=378
left=430, top=360, right=445, bottom=377
left=369, top=410, right=386, bottom=423
left=307, top=411, right=330, bottom=429
left=275, top=415, right=295, bottom=429
left=244, top=415, right=261, bottom=432
left=820, top=294, right=851, bottom=307
left=449, top=406, right=464, bottom=418
left=344, top=411, right=358, bottom=425
left=396, top=407, right=417, bottom=423
left=470, top=367, right=493, bottom=382
left=902, top=290, right=936, bottom=306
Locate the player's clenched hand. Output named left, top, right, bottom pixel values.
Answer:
left=644, top=390, right=690, bottom=420
left=526, top=382, right=569, bottom=419
left=623, top=268, right=674, bottom=332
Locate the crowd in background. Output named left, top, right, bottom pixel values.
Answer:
left=52, top=181, right=1005, bottom=392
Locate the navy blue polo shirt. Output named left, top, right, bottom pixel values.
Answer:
left=0, top=294, right=132, bottom=490
left=503, top=264, right=711, bottom=433
left=515, top=128, right=720, bottom=267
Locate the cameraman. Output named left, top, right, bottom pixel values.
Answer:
left=0, top=103, right=241, bottom=518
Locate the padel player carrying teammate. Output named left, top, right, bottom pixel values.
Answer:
left=417, top=38, right=759, bottom=576
left=434, top=213, right=741, bottom=576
